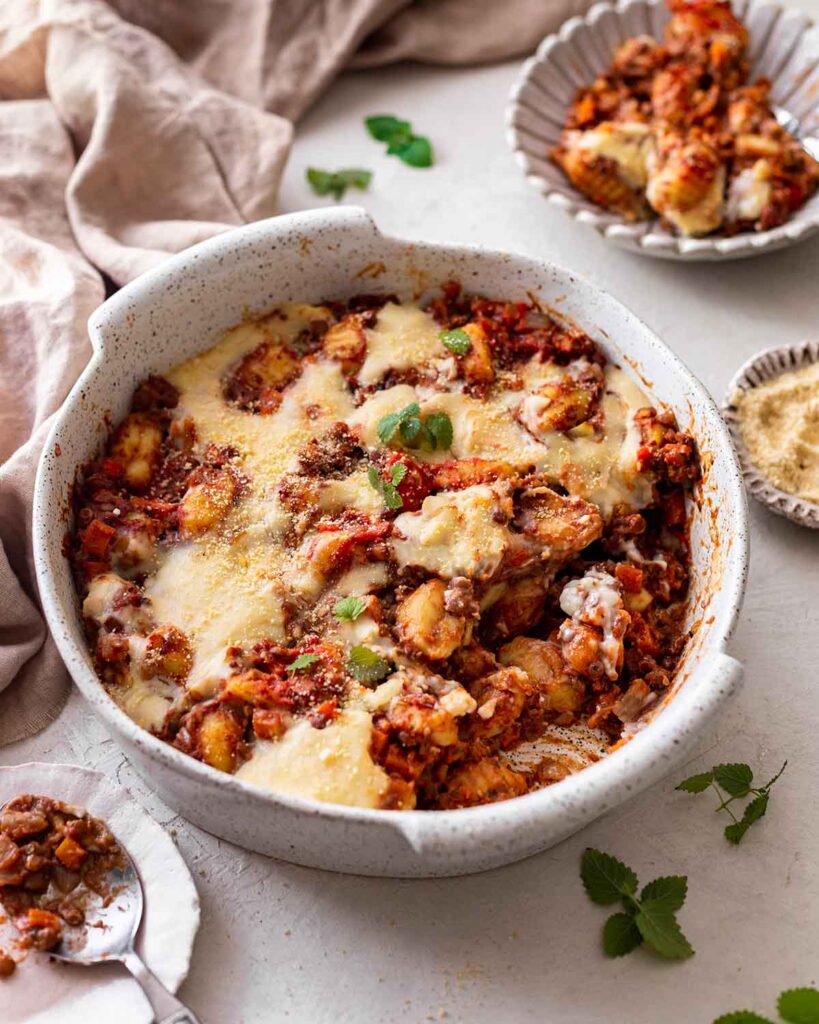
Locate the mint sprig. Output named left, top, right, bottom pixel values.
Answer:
left=677, top=760, right=787, bottom=844
left=306, top=167, right=372, bottom=201
left=715, top=985, right=819, bottom=1024
left=367, top=462, right=407, bottom=510
left=376, top=402, right=453, bottom=453
left=580, top=849, right=693, bottom=960
left=365, top=114, right=433, bottom=168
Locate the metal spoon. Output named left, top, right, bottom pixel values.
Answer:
left=48, top=842, right=201, bottom=1024
left=773, top=104, right=819, bottom=161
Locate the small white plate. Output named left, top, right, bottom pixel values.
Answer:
left=0, top=762, right=200, bottom=1024
left=723, top=340, right=819, bottom=528
left=506, top=0, right=819, bottom=260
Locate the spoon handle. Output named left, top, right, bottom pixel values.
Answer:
left=122, top=950, right=202, bottom=1024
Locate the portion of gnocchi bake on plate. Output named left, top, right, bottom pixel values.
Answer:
left=69, top=285, right=700, bottom=812
left=552, top=0, right=819, bottom=236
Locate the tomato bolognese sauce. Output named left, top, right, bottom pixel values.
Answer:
left=69, top=284, right=699, bottom=810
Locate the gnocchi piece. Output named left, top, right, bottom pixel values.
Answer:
left=482, top=575, right=547, bottom=642
left=142, top=624, right=193, bottom=680
left=82, top=572, right=152, bottom=634
left=559, top=622, right=607, bottom=678
left=180, top=703, right=246, bottom=774
left=429, top=458, right=520, bottom=492
left=387, top=693, right=459, bottom=747
left=646, top=136, right=726, bottom=236
left=223, top=339, right=300, bottom=413
left=514, top=483, right=603, bottom=557
left=437, top=757, right=528, bottom=809
left=109, top=413, right=163, bottom=490
left=498, top=637, right=585, bottom=714
left=321, top=315, right=367, bottom=375
left=178, top=468, right=238, bottom=537
left=459, top=322, right=495, bottom=386
left=519, top=367, right=603, bottom=435
left=396, top=579, right=470, bottom=661
left=556, top=122, right=653, bottom=220
left=469, top=666, right=532, bottom=738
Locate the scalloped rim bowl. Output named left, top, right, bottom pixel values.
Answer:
left=723, top=340, right=819, bottom=527
left=506, top=0, right=819, bottom=260
left=34, top=208, right=748, bottom=876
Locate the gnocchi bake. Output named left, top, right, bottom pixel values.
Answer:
left=552, top=0, right=819, bottom=235
left=70, top=285, right=699, bottom=811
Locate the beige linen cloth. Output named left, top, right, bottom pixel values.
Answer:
left=0, top=0, right=589, bottom=745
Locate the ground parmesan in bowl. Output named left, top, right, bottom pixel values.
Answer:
left=736, top=362, right=819, bottom=505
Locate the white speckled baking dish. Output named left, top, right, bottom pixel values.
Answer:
left=506, top=0, right=819, bottom=260
left=723, top=340, right=819, bottom=527
left=34, top=208, right=748, bottom=877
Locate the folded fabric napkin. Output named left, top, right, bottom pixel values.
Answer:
left=0, top=0, right=590, bottom=745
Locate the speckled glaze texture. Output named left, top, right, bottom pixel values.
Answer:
left=33, top=208, right=749, bottom=877
left=506, top=0, right=819, bottom=260
left=724, top=340, right=819, bottom=528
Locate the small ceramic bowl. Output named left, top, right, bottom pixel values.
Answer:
left=506, top=0, right=819, bottom=260
left=723, top=340, right=819, bottom=528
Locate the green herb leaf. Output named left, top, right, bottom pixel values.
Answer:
left=439, top=328, right=472, bottom=355
left=287, top=653, right=319, bottom=673
left=713, top=763, right=754, bottom=797
left=382, top=483, right=403, bottom=510
left=580, top=849, right=638, bottom=906
left=365, top=115, right=410, bottom=142
left=713, top=1013, right=776, bottom=1024
left=634, top=901, right=694, bottom=960
left=306, top=167, right=372, bottom=201
left=724, top=820, right=750, bottom=845
left=367, top=464, right=404, bottom=510
left=676, top=771, right=714, bottom=793
left=602, top=913, right=643, bottom=957
left=639, top=876, right=687, bottom=913
left=396, top=135, right=433, bottom=168
left=386, top=127, right=414, bottom=154
left=778, top=988, right=819, bottom=1024
left=333, top=596, right=367, bottom=622
left=426, top=412, right=453, bottom=451
left=346, top=645, right=392, bottom=685
left=742, top=791, right=770, bottom=826
left=365, top=114, right=434, bottom=168
left=399, top=416, right=423, bottom=446
left=377, top=412, right=402, bottom=444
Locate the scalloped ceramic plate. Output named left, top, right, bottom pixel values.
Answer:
left=506, top=0, right=819, bottom=260
left=723, top=340, right=819, bottom=527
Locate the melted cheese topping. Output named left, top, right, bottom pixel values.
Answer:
left=391, top=484, right=510, bottom=580
left=235, top=709, right=391, bottom=807
left=358, top=302, right=443, bottom=385
left=559, top=569, right=625, bottom=680
left=92, top=298, right=662, bottom=809
left=726, top=161, right=772, bottom=222
left=572, top=122, right=653, bottom=189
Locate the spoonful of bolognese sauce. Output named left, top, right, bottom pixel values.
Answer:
left=0, top=793, right=200, bottom=1023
